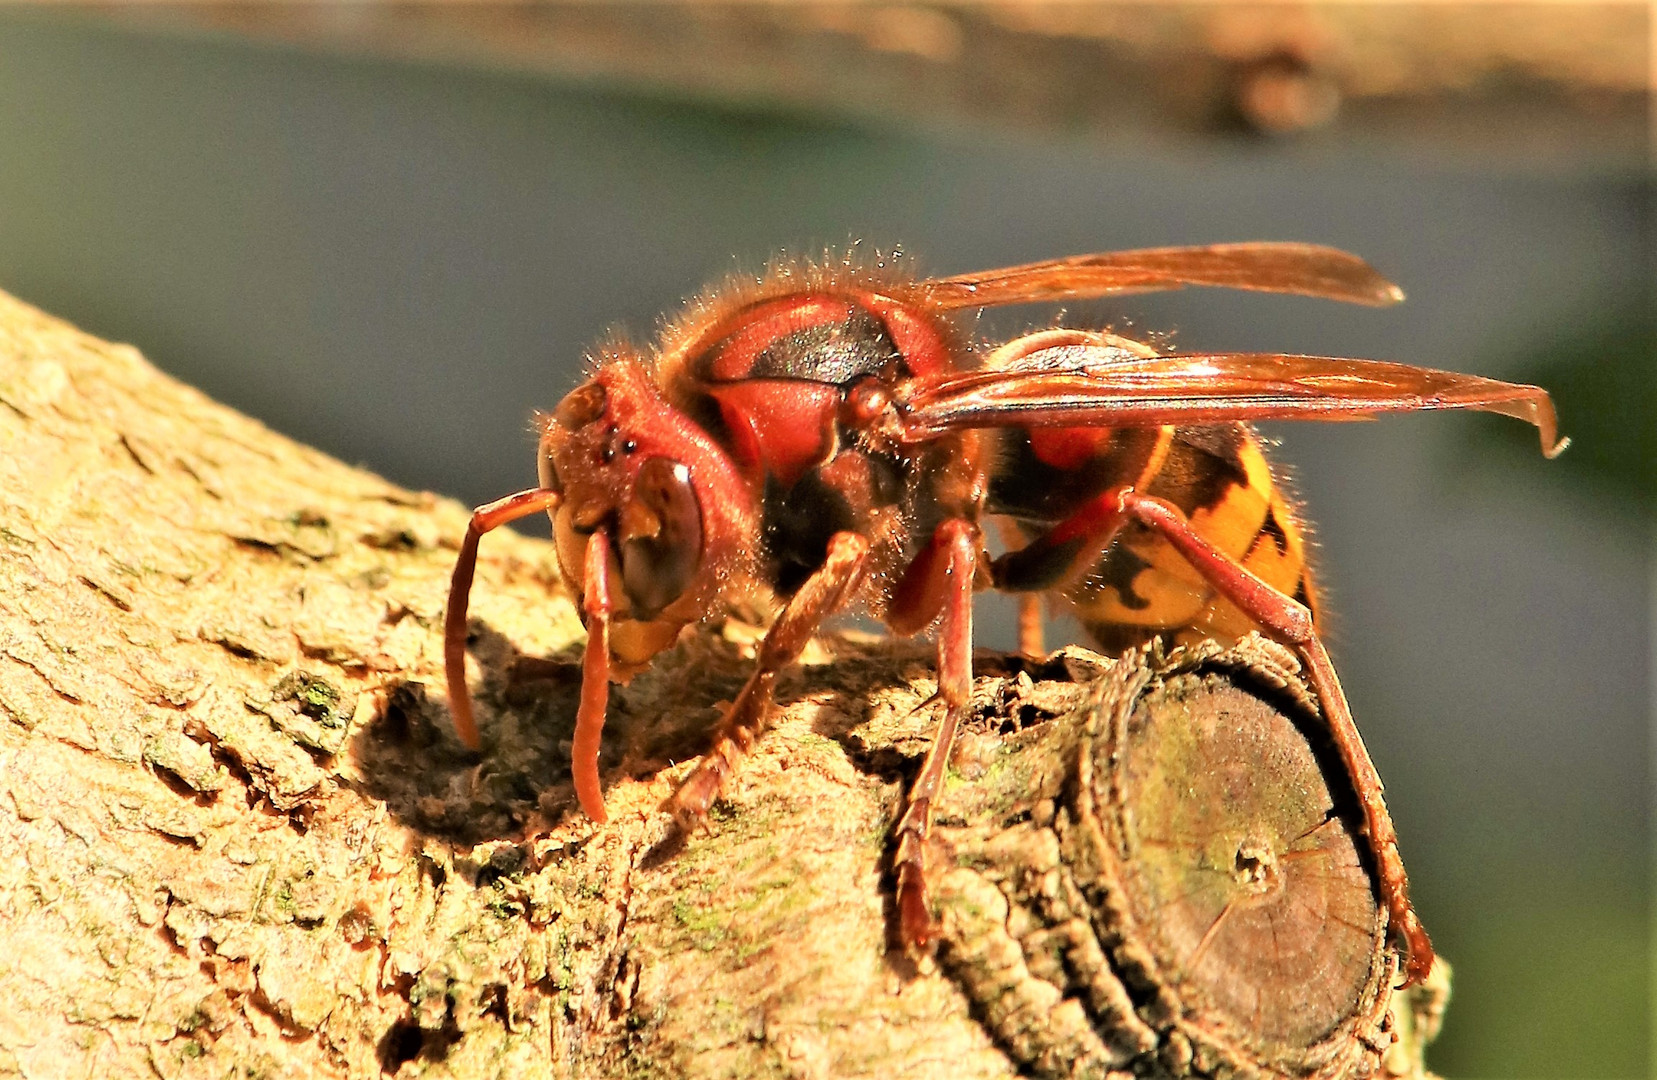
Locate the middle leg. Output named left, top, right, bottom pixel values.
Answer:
left=886, top=518, right=981, bottom=950
left=668, top=531, right=869, bottom=829
left=993, top=517, right=1047, bottom=657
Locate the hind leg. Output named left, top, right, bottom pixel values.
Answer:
left=1117, top=491, right=1432, bottom=986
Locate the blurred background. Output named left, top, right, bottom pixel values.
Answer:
left=0, top=5, right=1647, bottom=1076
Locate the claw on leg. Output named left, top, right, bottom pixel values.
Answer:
left=895, top=802, right=936, bottom=948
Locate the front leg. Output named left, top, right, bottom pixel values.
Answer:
left=885, top=519, right=981, bottom=951
left=667, top=531, right=869, bottom=829
left=445, top=487, right=564, bottom=750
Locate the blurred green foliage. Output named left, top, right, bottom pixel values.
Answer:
left=1431, top=877, right=1648, bottom=1078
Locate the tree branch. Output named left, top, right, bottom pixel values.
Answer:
left=0, top=292, right=1443, bottom=1078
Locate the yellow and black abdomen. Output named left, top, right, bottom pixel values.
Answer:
left=987, top=423, right=1318, bottom=654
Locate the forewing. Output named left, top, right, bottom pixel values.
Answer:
left=898, top=347, right=1566, bottom=457
left=921, top=243, right=1404, bottom=310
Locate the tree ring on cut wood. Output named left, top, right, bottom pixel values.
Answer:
left=936, top=637, right=1405, bottom=1079
left=1080, top=637, right=1396, bottom=1075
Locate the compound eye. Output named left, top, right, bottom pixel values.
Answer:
left=619, top=457, right=703, bottom=619
left=537, top=433, right=562, bottom=493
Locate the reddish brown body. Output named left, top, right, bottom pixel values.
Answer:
left=444, top=244, right=1564, bottom=989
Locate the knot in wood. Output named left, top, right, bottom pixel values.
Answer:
left=1230, top=834, right=1280, bottom=894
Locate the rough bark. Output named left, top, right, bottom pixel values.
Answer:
left=0, top=291, right=1445, bottom=1079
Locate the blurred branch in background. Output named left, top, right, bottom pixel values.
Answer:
left=68, top=1, right=1651, bottom=160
